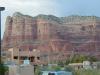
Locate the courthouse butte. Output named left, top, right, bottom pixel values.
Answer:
left=1, top=12, right=100, bottom=63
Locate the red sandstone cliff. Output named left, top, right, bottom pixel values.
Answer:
left=2, top=12, right=100, bottom=55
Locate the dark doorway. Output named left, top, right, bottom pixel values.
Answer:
left=30, top=56, right=35, bottom=62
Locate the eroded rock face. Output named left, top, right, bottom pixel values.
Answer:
left=2, top=12, right=100, bottom=57
left=2, top=16, right=13, bottom=48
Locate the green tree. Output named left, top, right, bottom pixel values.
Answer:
left=70, top=54, right=88, bottom=63
left=0, top=62, right=8, bottom=75
left=70, top=54, right=98, bottom=63
left=58, top=61, right=64, bottom=67
left=34, top=66, right=41, bottom=75
left=88, top=56, right=97, bottom=62
left=51, top=66, right=61, bottom=71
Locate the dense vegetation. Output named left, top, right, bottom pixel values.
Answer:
left=0, top=62, right=8, bottom=75
left=66, top=54, right=98, bottom=64
left=34, top=54, right=99, bottom=75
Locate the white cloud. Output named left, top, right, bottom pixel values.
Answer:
left=0, top=0, right=61, bottom=39
left=0, top=0, right=61, bottom=18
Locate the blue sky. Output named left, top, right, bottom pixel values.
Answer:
left=0, top=0, right=100, bottom=39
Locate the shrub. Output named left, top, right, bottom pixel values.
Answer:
left=0, top=62, right=8, bottom=75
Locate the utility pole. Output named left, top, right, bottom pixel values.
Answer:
left=0, top=7, right=5, bottom=63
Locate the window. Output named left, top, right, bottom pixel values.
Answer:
left=14, top=56, right=18, bottom=59
left=37, top=57, right=40, bottom=60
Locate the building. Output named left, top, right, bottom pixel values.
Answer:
left=5, top=48, right=40, bottom=65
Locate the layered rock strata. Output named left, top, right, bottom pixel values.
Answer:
left=2, top=12, right=100, bottom=58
